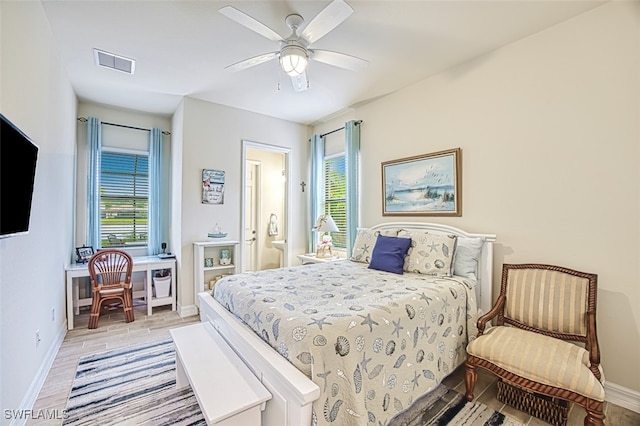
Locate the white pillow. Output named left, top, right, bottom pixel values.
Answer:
left=453, top=237, right=484, bottom=280
left=350, top=227, right=399, bottom=263
left=401, top=231, right=457, bottom=276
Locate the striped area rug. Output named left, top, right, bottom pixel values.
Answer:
left=63, top=339, right=204, bottom=425
left=389, top=384, right=523, bottom=426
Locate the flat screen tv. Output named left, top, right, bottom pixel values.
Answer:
left=1, top=113, right=39, bottom=238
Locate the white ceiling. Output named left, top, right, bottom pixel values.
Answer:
left=41, top=0, right=605, bottom=125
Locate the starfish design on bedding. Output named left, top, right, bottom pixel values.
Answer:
left=428, top=241, right=439, bottom=252
left=359, top=313, right=379, bottom=332
left=392, top=318, right=404, bottom=338
left=360, top=352, right=372, bottom=373
left=252, top=311, right=263, bottom=327
left=419, top=292, right=433, bottom=304
left=308, top=316, right=332, bottom=330
left=411, top=371, right=421, bottom=390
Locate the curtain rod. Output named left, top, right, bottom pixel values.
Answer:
left=319, top=120, right=362, bottom=138
left=77, top=117, right=171, bottom=135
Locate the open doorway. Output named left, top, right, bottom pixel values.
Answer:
left=241, top=140, right=290, bottom=272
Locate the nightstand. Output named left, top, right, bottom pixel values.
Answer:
left=297, top=253, right=345, bottom=265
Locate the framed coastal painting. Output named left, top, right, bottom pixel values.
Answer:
left=382, top=148, right=461, bottom=216
left=202, top=169, right=225, bottom=204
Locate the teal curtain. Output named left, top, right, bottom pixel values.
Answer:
left=345, top=120, right=360, bottom=257
left=148, top=128, right=163, bottom=255
left=309, top=134, right=325, bottom=253
left=87, top=117, right=102, bottom=251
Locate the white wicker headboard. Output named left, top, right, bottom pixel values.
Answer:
left=369, top=222, right=496, bottom=314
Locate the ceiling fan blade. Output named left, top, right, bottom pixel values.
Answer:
left=311, top=49, right=368, bottom=71
left=225, top=52, right=279, bottom=72
left=291, top=72, right=309, bottom=92
left=219, top=6, right=283, bottom=42
left=300, top=0, right=353, bottom=45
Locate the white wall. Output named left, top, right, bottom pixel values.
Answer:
left=178, top=97, right=309, bottom=313
left=0, top=1, right=77, bottom=422
left=316, top=2, right=639, bottom=395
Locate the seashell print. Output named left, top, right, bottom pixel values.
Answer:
left=443, top=326, right=451, bottom=337
left=413, top=328, right=419, bottom=348
left=284, top=303, right=295, bottom=311
left=416, top=350, right=425, bottom=363
left=449, top=288, right=458, bottom=299
left=243, top=313, right=250, bottom=323
left=265, top=312, right=274, bottom=322
left=297, top=352, right=314, bottom=365
left=431, top=311, right=437, bottom=323
left=422, top=369, right=435, bottom=380
left=393, top=397, right=403, bottom=411
left=346, top=320, right=357, bottom=331
left=272, top=318, right=280, bottom=340
left=443, top=361, right=450, bottom=374
left=393, top=354, right=406, bottom=368
left=448, top=313, right=452, bottom=323
left=355, top=335, right=365, bottom=352
left=442, top=243, right=449, bottom=258
left=304, top=309, right=318, bottom=315
left=335, top=336, right=350, bottom=356
left=278, top=342, right=288, bottom=358
left=438, top=313, right=444, bottom=326
left=383, top=393, right=390, bottom=411
left=438, top=341, right=445, bottom=354
left=427, top=352, right=434, bottom=361
left=262, top=297, right=276, bottom=303
left=331, top=383, right=339, bottom=397
left=261, top=329, right=269, bottom=342
left=247, top=299, right=255, bottom=308
left=401, top=339, right=407, bottom=351
left=354, top=365, right=362, bottom=394
left=284, top=285, right=295, bottom=290
left=456, top=306, right=461, bottom=322
left=345, top=408, right=360, bottom=417
left=458, top=325, right=464, bottom=336
left=405, top=304, right=415, bottom=319
left=368, top=412, right=375, bottom=423
left=403, top=379, right=411, bottom=393
left=313, top=335, right=327, bottom=346
left=373, top=338, right=383, bottom=353
left=438, top=357, right=442, bottom=371
left=419, top=306, right=426, bottom=319
left=323, top=398, right=343, bottom=423
left=428, top=332, right=437, bottom=344
left=385, top=340, right=396, bottom=356
left=368, top=364, right=383, bottom=379
left=321, top=293, right=334, bottom=299
left=387, top=374, right=397, bottom=389
left=434, top=259, right=445, bottom=269
left=418, top=250, right=429, bottom=257
left=349, top=305, right=364, bottom=311
left=367, top=390, right=376, bottom=400
left=292, top=326, right=307, bottom=341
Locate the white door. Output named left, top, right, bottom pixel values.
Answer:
left=245, top=162, right=259, bottom=271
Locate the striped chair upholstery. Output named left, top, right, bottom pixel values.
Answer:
left=464, top=264, right=605, bottom=425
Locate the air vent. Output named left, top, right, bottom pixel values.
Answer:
left=93, top=49, right=135, bottom=74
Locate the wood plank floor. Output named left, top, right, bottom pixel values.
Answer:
left=30, top=304, right=639, bottom=425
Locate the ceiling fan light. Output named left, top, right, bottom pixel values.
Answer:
left=280, top=45, right=308, bottom=76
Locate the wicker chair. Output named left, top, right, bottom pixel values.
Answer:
left=87, top=249, right=135, bottom=329
left=465, top=263, right=605, bottom=426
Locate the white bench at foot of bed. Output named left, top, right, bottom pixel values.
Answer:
left=198, top=292, right=320, bottom=426
left=171, top=322, right=272, bottom=425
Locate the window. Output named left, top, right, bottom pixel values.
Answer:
left=323, top=154, right=346, bottom=248
left=100, top=151, right=149, bottom=248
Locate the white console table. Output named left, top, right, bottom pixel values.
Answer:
left=65, top=255, right=176, bottom=330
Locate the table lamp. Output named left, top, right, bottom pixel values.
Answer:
left=313, top=214, right=339, bottom=258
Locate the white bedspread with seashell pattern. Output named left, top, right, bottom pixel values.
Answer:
left=213, top=260, right=478, bottom=426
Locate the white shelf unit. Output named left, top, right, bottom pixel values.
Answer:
left=193, top=240, right=239, bottom=306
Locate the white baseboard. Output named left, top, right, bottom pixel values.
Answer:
left=10, top=321, right=67, bottom=426
left=605, top=381, right=640, bottom=414
left=178, top=303, right=198, bottom=318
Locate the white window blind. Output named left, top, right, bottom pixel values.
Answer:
left=100, top=151, right=149, bottom=247
left=323, top=155, right=346, bottom=248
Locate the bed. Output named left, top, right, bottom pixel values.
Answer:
left=198, top=222, right=496, bottom=426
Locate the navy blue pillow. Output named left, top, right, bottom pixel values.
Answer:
left=368, top=235, right=412, bottom=274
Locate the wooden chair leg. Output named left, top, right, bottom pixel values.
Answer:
left=584, top=400, right=605, bottom=426
left=123, top=291, right=134, bottom=323
left=88, top=297, right=101, bottom=329
left=465, top=362, right=477, bottom=401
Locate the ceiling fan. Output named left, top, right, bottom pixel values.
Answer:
left=219, top=0, right=368, bottom=92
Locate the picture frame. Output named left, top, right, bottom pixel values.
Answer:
left=75, top=245, right=95, bottom=263
left=202, top=169, right=225, bottom=204
left=382, top=148, right=461, bottom=216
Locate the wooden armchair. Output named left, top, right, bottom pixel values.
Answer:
left=88, top=249, right=135, bottom=329
left=465, top=263, right=605, bottom=425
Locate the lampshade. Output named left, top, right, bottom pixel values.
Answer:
left=280, top=44, right=308, bottom=77
left=313, top=214, right=339, bottom=233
